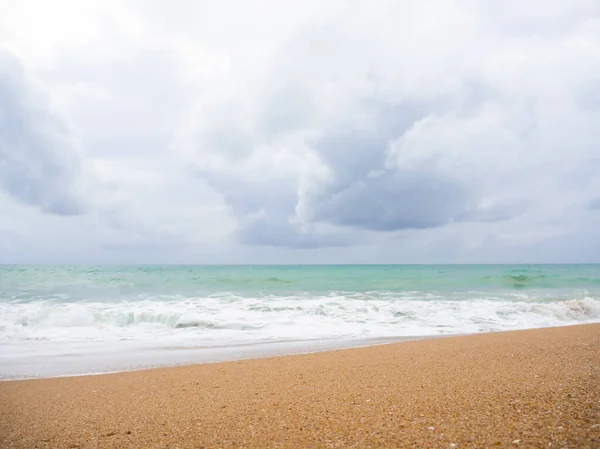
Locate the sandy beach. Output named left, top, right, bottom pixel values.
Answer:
left=1, top=324, right=598, bottom=448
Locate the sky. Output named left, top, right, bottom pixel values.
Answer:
left=0, top=0, right=599, bottom=264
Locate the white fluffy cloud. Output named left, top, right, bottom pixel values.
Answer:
left=1, top=0, right=599, bottom=262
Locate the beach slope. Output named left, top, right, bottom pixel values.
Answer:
left=1, top=324, right=599, bottom=448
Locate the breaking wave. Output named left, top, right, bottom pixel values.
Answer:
left=1, top=293, right=598, bottom=344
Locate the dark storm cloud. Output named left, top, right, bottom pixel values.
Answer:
left=0, top=49, right=88, bottom=215
left=195, top=96, right=491, bottom=246
left=307, top=169, right=472, bottom=231
left=199, top=86, right=513, bottom=246
left=188, top=62, right=514, bottom=247
left=300, top=98, right=475, bottom=232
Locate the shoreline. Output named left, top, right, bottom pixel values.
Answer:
left=1, top=323, right=599, bottom=448
left=0, top=335, right=434, bottom=381
left=2, top=322, right=593, bottom=381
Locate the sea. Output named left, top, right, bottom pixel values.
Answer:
left=1, top=264, right=599, bottom=379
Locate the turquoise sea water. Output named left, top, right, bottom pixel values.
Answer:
left=1, top=264, right=599, bottom=378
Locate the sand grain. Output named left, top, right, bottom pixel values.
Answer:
left=1, top=324, right=599, bottom=448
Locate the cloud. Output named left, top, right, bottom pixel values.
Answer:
left=237, top=214, right=355, bottom=249
left=177, top=1, right=599, bottom=249
left=589, top=198, right=600, bottom=210
left=305, top=169, right=472, bottom=232
left=175, top=1, right=600, bottom=250
left=1, top=0, right=599, bottom=262
left=0, top=6, right=232, bottom=258
left=0, top=48, right=89, bottom=215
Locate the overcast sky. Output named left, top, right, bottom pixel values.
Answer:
left=0, top=0, right=599, bottom=264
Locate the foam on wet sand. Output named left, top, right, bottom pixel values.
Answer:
left=1, top=324, right=599, bottom=448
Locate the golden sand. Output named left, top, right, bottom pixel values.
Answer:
left=1, top=324, right=599, bottom=448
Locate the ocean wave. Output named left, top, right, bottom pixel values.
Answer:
left=1, top=293, right=598, bottom=343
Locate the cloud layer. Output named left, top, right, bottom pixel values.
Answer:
left=1, top=0, right=599, bottom=262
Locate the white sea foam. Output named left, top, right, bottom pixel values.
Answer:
left=1, top=292, right=598, bottom=344
left=1, top=290, right=598, bottom=378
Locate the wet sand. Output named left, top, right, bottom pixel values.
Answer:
left=1, top=324, right=599, bottom=448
